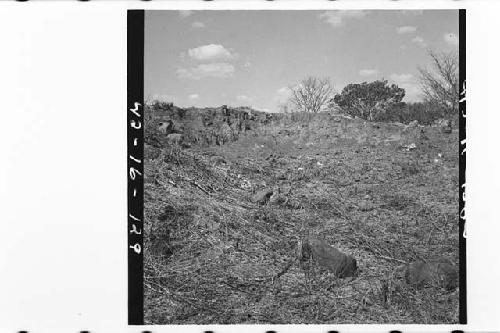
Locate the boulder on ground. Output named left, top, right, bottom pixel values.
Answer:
left=441, top=119, right=452, bottom=134
left=405, top=259, right=458, bottom=290
left=166, top=133, right=183, bottom=145
left=252, top=188, right=274, bottom=205
left=358, top=200, right=374, bottom=211
left=300, top=237, right=358, bottom=278
left=269, top=193, right=286, bottom=205
left=408, top=120, right=419, bottom=127
left=158, top=119, right=175, bottom=134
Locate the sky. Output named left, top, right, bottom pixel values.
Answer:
left=145, top=10, right=458, bottom=112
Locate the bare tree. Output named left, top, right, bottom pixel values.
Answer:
left=418, top=50, right=459, bottom=114
left=289, top=77, right=334, bottom=113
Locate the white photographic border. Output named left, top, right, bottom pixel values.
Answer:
left=0, top=1, right=498, bottom=332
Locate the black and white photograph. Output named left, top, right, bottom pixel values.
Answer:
left=8, top=1, right=500, bottom=332
left=141, top=9, right=464, bottom=324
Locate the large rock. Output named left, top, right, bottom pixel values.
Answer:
left=252, top=188, right=274, bottom=205
left=408, top=120, right=419, bottom=127
left=269, top=193, right=286, bottom=205
left=158, top=119, right=175, bottom=134
left=405, top=259, right=458, bottom=290
left=300, top=237, right=358, bottom=278
left=358, top=200, right=374, bottom=211
left=166, top=133, right=183, bottom=145
left=441, top=119, right=452, bottom=134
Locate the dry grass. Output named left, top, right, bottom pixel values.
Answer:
left=144, top=111, right=459, bottom=324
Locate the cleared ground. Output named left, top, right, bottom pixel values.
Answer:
left=144, top=109, right=459, bottom=324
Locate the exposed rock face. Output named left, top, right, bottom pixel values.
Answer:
left=147, top=104, right=271, bottom=147
left=158, top=119, right=175, bottom=134
left=301, top=237, right=358, bottom=278
left=405, top=259, right=458, bottom=290
left=252, top=188, right=274, bottom=205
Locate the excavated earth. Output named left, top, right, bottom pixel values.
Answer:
left=144, top=105, right=459, bottom=324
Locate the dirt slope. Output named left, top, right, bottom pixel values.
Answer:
left=144, top=106, right=459, bottom=324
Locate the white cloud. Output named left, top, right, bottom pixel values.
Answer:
left=400, top=83, right=422, bottom=102
left=191, top=21, right=205, bottom=29
left=179, top=10, right=193, bottom=18
left=277, top=86, right=291, bottom=95
left=187, top=44, right=237, bottom=61
left=389, top=73, right=420, bottom=100
left=359, top=69, right=379, bottom=76
left=188, top=94, right=199, bottom=100
left=236, top=95, right=253, bottom=104
left=412, top=36, right=427, bottom=48
left=390, top=73, right=414, bottom=83
left=397, top=26, right=417, bottom=34
left=444, top=33, right=459, bottom=46
left=255, top=107, right=271, bottom=113
left=318, top=11, right=367, bottom=28
left=150, top=94, right=176, bottom=103
left=177, top=62, right=235, bottom=80
left=273, top=86, right=293, bottom=105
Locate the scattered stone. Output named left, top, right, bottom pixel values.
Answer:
left=408, top=120, right=419, bottom=127
left=158, top=119, right=175, bottom=134
left=358, top=200, right=374, bottom=211
left=402, top=143, right=417, bottom=151
left=405, top=259, right=458, bottom=290
left=441, top=119, right=452, bottom=134
left=166, top=133, right=183, bottom=145
left=252, top=188, right=274, bottom=205
left=269, top=193, right=286, bottom=205
left=300, top=237, right=358, bottom=278
left=286, top=199, right=303, bottom=209
left=276, top=172, right=287, bottom=180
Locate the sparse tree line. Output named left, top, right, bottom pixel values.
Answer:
left=285, top=50, right=459, bottom=126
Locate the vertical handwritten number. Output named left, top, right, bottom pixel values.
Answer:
left=129, top=213, right=141, bottom=222
left=460, top=207, right=466, bottom=238
left=130, top=102, right=142, bottom=117
left=459, top=80, right=466, bottom=238
left=460, top=80, right=466, bottom=117
left=459, top=80, right=466, bottom=103
left=130, top=224, right=142, bottom=235
left=129, top=167, right=142, bottom=180
left=131, top=120, right=142, bottom=129
left=130, top=155, right=142, bottom=164
left=130, top=244, right=141, bottom=254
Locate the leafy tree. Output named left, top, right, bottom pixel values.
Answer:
left=289, top=77, right=334, bottom=113
left=332, top=80, right=405, bottom=121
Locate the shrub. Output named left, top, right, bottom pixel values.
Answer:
left=331, top=80, right=405, bottom=121
left=381, top=102, right=446, bottom=125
